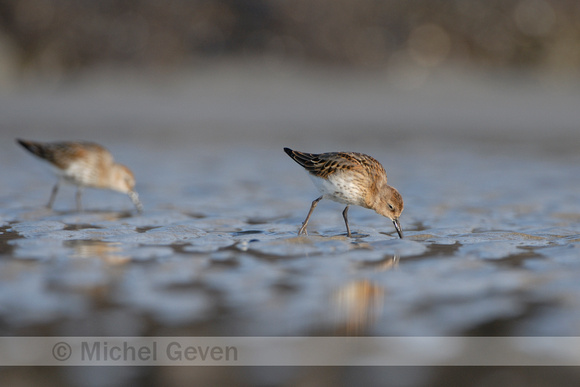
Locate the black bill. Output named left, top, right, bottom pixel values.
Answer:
left=393, top=218, right=403, bottom=239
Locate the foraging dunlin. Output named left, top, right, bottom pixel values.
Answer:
left=17, top=139, right=143, bottom=213
left=284, top=148, right=403, bottom=238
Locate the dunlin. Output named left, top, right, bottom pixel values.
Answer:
left=284, top=148, right=403, bottom=238
left=17, top=139, right=143, bottom=213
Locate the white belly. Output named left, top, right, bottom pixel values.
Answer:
left=61, top=161, right=96, bottom=187
left=309, top=173, right=365, bottom=206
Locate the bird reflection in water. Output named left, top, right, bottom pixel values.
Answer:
left=66, top=240, right=129, bottom=264
left=332, top=254, right=399, bottom=335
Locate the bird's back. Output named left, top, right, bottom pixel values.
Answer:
left=284, top=148, right=386, bottom=180
left=17, top=139, right=116, bottom=187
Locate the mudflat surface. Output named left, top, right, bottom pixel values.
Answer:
left=1, top=64, right=580, bottom=386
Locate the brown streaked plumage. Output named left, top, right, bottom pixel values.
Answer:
left=284, top=147, right=403, bottom=238
left=17, top=139, right=143, bottom=213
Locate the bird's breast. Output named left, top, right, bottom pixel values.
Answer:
left=63, top=160, right=100, bottom=187
left=308, top=173, right=367, bottom=206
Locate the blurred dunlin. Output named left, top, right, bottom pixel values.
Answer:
left=284, top=148, right=403, bottom=238
left=17, top=139, right=143, bottom=213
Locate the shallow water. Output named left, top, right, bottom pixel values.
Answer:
left=1, top=66, right=580, bottom=386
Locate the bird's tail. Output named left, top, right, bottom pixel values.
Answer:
left=283, top=147, right=318, bottom=169
left=17, top=139, right=49, bottom=159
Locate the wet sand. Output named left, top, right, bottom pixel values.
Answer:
left=1, top=64, right=580, bottom=386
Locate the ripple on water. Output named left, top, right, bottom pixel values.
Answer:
left=10, top=220, right=66, bottom=238
left=116, top=211, right=193, bottom=227
left=0, top=261, right=87, bottom=325
left=10, top=238, right=69, bottom=260
left=459, top=241, right=526, bottom=260
left=68, top=226, right=137, bottom=240
left=105, top=223, right=204, bottom=245
left=46, top=259, right=110, bottom=291
left=368, top=239, right=428, bottom=257
left=114, top=265, right=211, bottom=325
left=183, top=233, right=236, bottom=253
left=121, top=246, right=175, bottom=260
left=455, top=231, right=552, bottom=259
left=245, top=236, right=354, bottom=257
left=540, top=243, right=580, bottom=266
left=370, top=261, right=537, bottom=335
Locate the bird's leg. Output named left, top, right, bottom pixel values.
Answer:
left=342, top=205, right=351, bottom=237
left=298, top=196, right=323, bottom=235
left=76, top=187, right=83, bottom=212
left=46, top=182, right=60, bottom=210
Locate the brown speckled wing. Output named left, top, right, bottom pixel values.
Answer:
left=18, top=140, right=112, bottom=170
left=285, top=148, right=385, bottom=179
left=347, top=152, right=388, bottom=182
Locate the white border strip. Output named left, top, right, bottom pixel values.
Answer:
left=1, top=337, right=579, bottom=366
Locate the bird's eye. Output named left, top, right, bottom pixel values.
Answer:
left=388, top=204, right=394, bottom=210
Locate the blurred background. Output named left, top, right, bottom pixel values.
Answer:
left=1, top=0, right=580, bottom=78
left=1, top=0, right=579, bottom=149
left=2, top=1, right=580, bottom=387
